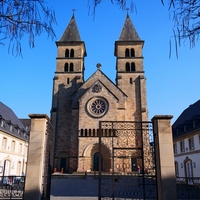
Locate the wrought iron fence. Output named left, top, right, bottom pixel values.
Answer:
left=98, top=121, right=157, bottom=200
left=177, top=177, right=200, bottom=200
left=0, top=176, right=25, bottom=199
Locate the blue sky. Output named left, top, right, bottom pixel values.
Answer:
left=1, top=0, right=200, bottom=124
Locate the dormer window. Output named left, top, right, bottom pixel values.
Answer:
left=9, top=124, right=13, bottom=132
left=0, top=118, right=4, bottom=127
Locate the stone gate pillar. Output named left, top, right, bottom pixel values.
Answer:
left=24, top=114, right=54, bottom=200
left=152, top=115, right=177, bottom=200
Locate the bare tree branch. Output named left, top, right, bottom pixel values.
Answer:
left=0, top=0, right=56, bottom=56
left=90, top=0, right=200, bottom=50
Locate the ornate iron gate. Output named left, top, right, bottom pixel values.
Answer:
left=98, top=121, right=157, bottom=200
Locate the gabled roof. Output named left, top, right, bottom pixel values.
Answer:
left=59, top=14, right=81, bottom=42
left=0, top=102, right=25, bottom=129
left=71, top=69, right=127, bottom=108
left=173, top=100, right=200, bottom=128
left=119, top=14, right=140, bottom=41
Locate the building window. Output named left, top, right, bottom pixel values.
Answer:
left=64, top=63, right=69, bottom=72
left=126, top=62, right=130, bottom=71
left=70, top=49, right=74, bottom=57
left=184, top=159, right=193, bottom=182
left=175, top=161, right=179, bottom=177
left=131, top=62, right=135, bottom=71
left=70, top=63, right=74, bottom=71
left=19, top=143, right=22, bottom=153
left=125, top=48, right=129, bottom=57
left=65, top=49, right=69, bottom=57
left=11, top=161, right=15, bottom=169
left=0, top=118, right=4, bottom=127
left=189, top=138, right=195, bottom=150
left=67, top=78, right=70, bottom=84
left=130, top=78, right=133, bottom=84
left=131, top=48, right=135, bottom=57
left=173, top=143, right=177, bottom=154
left=11, top=140, right=15, bottom=151
left=9, top=124, right=13, bottom=132
left=180, top=141, right=185, bottom=152
left=2, top=137, right=7, bottom=149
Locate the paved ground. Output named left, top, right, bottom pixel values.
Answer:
left=50, top=176, right=98, bottom=200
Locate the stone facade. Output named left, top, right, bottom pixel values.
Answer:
left=51, top=14, right=148, bottom=173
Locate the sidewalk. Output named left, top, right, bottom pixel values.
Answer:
left=50, top=175, right=98, bottom=200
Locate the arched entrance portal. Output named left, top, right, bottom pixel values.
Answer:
left=81, top=142, right=111, bottom=172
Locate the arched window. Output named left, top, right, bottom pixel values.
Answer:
left=131, top=62, right=135, bottom=71
left=70, top=49, right=74, bottom=57
left=184, top=158, right=193, bottom=184
left=17, top=161, right=21, bottom=176
left=67, top=78, right=70, bottom=84
left=64, top=63, right=69, bottom=72
left=130, top=78, right=133, bottom=84
left=65, top=49, right=69, bottom=57
left=131, top=48, right=135, bottom=57
left=126, top=62, right=130, bottom=71
left=3, top=160, right=11, bottom=176
left=175, top=161, right=179, bottom=177
left=70, top=63, right=74, bottom=72
left=125, top=48, right=129, bottom=57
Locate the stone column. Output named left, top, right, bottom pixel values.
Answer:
left=152, top=115, right=177, bottom=200
left=24, top=114, right=53, bottom=200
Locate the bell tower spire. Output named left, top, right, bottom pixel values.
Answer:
left=114, top=14, right=148, bottom=121
left=51, top=14, right=87, bottom=170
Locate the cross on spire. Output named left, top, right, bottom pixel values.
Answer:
left=72, top=8, right=76, bottom=14
left=125, top=8, right=130, bottom=13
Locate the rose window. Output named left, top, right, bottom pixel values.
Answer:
left=87, top=97, right=108, bottom=118
left=91, top=99, right=105, bottom=114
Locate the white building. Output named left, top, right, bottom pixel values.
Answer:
left=172, top=100, right=200, bottom=179
left=0, top=102, right=29, bottom=176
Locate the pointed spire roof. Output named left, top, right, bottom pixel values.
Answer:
left=119, top=14, right=140, bottom=41
left=59, top=14, right=81, bottom=42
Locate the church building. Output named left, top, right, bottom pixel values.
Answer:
left=51, top=13, right=148, bottom=173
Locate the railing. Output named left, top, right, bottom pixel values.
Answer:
left=176, top=177, right=200, bottom=200
left=0, top=176, right=25, bottom=199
